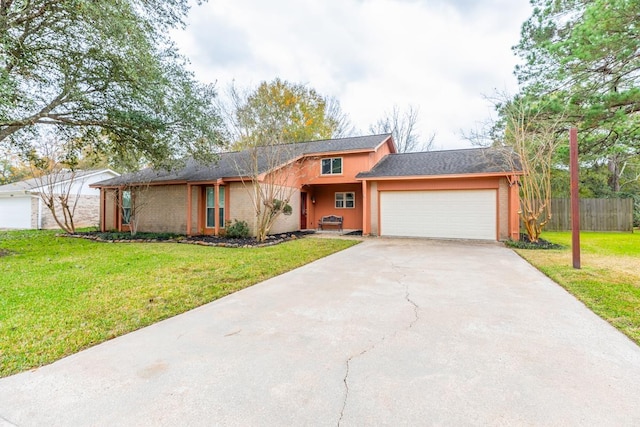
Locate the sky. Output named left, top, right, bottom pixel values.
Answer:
left=171, top=0, right=532, bottom=150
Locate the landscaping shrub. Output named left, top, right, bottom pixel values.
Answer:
left=225, top=219, right=250, bottom=238
left=504, top=234, right=564, bottom=250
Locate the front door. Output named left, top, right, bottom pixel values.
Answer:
left=300, top=192, right=307, bottom=230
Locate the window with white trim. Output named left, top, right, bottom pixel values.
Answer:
left=121, top=190, right=132, bottom=225
left=335, top=192, right=355, bottom=209
left=321, top=157, right=342, bottom=175
left=205, top=187, right=215, bottom=228
left=218, top=186, right=225, bottom=228
left=205, top=186, right=225, bottom=228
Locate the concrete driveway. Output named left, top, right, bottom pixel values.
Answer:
left=1, top=238, right=640, bottom=426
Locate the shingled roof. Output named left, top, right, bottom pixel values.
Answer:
left=94, top=134, right=393, bottom=187
left=356, top=147, right=522, bottom=179
left=0, top=170, right=116, bottom=194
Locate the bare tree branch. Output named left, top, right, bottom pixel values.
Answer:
left=369, top=105, right=435, bottom=152
left=28, top=138, right=81, bottom=233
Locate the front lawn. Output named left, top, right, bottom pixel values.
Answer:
left=0, top=230, right=358, bottom=377
left=514, top=232, right=640, bottom=345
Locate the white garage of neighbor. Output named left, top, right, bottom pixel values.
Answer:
left=0, top=195, right=33, bottom=229
left=0, top=169, right=120, bottom=229
left=379, top=189, right=497, bottom=240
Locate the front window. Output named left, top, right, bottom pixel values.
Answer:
left=321, top=157, right=342, bottom=175
left=122, top=190, right=132, bottom=225
left=218, top=186, right=225, bottom=228
left=335, top=192, right=355, bottom=209
left=206, top=186, right=225, bottom=228
left=206, top=187, right=215, bottom=228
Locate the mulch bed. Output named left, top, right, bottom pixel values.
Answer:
left=505, top=233, right=564, bottom=250
left=64, top=230, right=316, bottom=248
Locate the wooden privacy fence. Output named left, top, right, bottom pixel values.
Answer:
left=544, top=198, right=634, bottom=232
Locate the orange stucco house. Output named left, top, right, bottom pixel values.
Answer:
left=93, top=134, right=523, bottom=241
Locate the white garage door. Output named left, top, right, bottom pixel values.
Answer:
left=0, top=197, right=32, bottom=229
left=380, top=190, right=497, bottom=240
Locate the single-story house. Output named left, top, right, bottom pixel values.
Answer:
left=92, top=134, right=523, bottom=241
left=0, top=169, right=120, bottom=229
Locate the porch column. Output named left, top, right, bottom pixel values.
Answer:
left=100, top=188, right=106, bottom=232
left=361, top=180, right=370, bottom=235
left=186, top=184, right=192, bottom=236
left=305, top=192, right=311, bottom=229
left=509, top=175, right=520, bottom=240
left=214, top=182, right=220, bottom=236
left=117, top=186, right=122, bottom=231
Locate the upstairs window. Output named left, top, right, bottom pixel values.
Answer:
left=321, top=157, right=342, bottom=175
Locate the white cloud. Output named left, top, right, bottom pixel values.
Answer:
left=171, top=0, right=531, bottom=149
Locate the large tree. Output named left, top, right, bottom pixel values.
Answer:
left=0, top=0, right=223, bottom=169
left=0, top=146, right=29, bottom=184
left=219, top=78, right=353, bottom=148
left=514, top=0, right=640, bottom=167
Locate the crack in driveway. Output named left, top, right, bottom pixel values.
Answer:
left=394, top=262, right=420, bottom=329
left=405, top=284, right=420, bottom=329
left=338, top=348, right=369, bottom=426
left=338, top=263, right=420, bottom=425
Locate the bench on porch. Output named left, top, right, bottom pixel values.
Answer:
left=318, top=215, right=343, bottom=231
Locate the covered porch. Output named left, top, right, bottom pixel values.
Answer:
left=300, top=182, right=365, bottom=231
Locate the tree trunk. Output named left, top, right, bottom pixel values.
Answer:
left=608, top=157, right=621, bottom=192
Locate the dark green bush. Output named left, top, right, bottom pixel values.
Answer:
left=225, top=219, right=250, bottom=238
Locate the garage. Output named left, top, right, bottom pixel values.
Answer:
left=0, top=196, right=32, bottom=229
left=380, top=189, right=497, bottom=240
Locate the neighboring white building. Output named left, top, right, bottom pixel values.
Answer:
left=0, top=169, right=120, bottom=229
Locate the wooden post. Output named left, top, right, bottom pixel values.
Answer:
left=186, top=184, right=192, bottom=236
left=361, top=180, right=369, bottom=236
left=570, top=127, right=581, bottom=269
left=214, top=182, right=220, bottom=236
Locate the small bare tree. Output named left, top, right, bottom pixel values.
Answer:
left=115, top=180, right=156, bottom=236
left=370, top=104, right=436, bottom=153
left=27, top=139, right=83, bottom=233
left=495, top=96, right=566, bottom=242
left=233, top=139, right=310, bottom=242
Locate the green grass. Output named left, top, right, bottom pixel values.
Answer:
left=0, top=230, right=359, bottom=377
left=514, top=231, right=640, bottom=345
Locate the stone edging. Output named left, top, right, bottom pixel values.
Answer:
left=59, top=233, right=300, bottom=248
